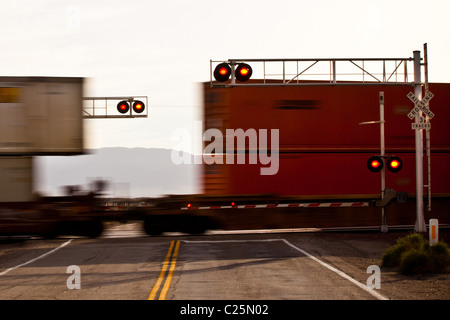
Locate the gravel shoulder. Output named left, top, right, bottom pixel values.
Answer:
left=301, top=229, right=450, bottom=300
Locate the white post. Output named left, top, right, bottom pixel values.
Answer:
left=424, top=43, right=432, bottom=212
left=332, top=60, right=336, bottom=83
left=358, top=92, right=388, bottom=232
left=413, top=50, right=426, bottom=232
left=230, top=60, right=236, bottom=86
left=429, top=219, right=438, bottom=246
left=380, top=92, right=388, bottom=233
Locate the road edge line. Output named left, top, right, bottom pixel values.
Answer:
left=0, top=239, right=73, bottom=277
left=280, top=239, right=389, bottom=300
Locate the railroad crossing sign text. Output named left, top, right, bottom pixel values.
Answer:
left=412, top=122, right=431, bottom=130
left=407, top=91, right=435, bottom=120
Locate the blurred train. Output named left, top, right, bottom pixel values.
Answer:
left=1, top=80, right=450, bottom=237
left=141, top=81, right=450, bottom=235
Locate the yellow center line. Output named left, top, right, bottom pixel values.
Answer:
left=148, top=240, right=181, bottom=300
left=148, top=241, right=175, bottom=300
left=158, top=240, right=181, bottom=300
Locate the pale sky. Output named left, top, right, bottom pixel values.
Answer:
left=1, top=0, right=449, bottom=154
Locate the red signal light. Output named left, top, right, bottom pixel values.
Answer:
left=213, top=63, right=231, bottom=82
left=367, top=155, right=403, bottom=173
left=117, top=101, right=130, bottom=114
left=132, top=100, right=145, bottom=113
left=390, top=160, right=399, bottom=168
left=387, top=156, right=403, bottom=173
left=371, top=160, right=381, bottom=168
left=367, top=156, right=383, bottom=173
left=219, top=67, right=228, bottom=76
left=239, top=68, right=249, bottom=76
left=235, top=63, right=252, bottom=82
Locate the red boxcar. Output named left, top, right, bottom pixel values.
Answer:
left=202, top=82, right=450, bottom=199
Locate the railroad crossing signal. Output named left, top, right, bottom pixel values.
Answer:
left=213, top=62, right=253, bottom=82
left=407, top=91, right=434, bottom=130
left=367, top=156, right=383, bottom=173
left=386, top=156, right=403, bottom=173
left=367, top=156, right=403, bottom=173
left=117, top=100, right=145, bottom=114
left=83, top=96, right=148, bottom=119
left=213, top=63, right=232, bottom=82
left=235, top=63, right=252, bottom=82
left=210, top=56, right=416, bottom=88
left=407, top=91, right=434, bottom=119
left=117, top=100, right=130, bottom=114
left=132, top=100, right=145, bottom=113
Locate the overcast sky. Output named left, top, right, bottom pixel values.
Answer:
left=1, top=0, right=449, bottom=154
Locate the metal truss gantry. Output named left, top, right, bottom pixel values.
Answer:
left=210, top=57, right=415, bottom=87
left=82, top=96, right=148, bottom=119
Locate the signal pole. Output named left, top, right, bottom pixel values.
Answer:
left=379, top=92, right=388, bottom=233
left=413, top=50, right=426, bottom=232
left=359, top=92, right=387, bottom=232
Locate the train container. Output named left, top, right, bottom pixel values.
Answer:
left=202, top=82, right=450, bottom=198
left=0, top=76, right=84, bottom=157
left=181, top=81, right=450, bottom=231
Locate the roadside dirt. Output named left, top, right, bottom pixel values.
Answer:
left=312, top=229, right=450, bottom=300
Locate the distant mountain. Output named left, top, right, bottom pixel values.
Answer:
left=34, top=148, right=201, bottom=198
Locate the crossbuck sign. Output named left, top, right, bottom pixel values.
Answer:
left=407, top=91, right=434, bottom=130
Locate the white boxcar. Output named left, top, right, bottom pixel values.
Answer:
left=0, top=77, right=84, bottom=155
left=0, top=157, right=33, bottom=202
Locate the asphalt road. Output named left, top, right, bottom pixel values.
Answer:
left=0, top=224, right=388, bottom=301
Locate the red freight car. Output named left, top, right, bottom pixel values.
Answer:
left=202, top=82, right=450, bottom=199
left=140, top=81, right=450, bottom=235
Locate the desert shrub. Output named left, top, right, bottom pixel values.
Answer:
left=430, top=241, right=450, bottom=273
left=398, top=249, right=430, bottom=275
left=382, top=243, right=406, bottom=267
left=381, top=233, right=426, bottom=267
left=381, top=233, right=450, bottom=275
